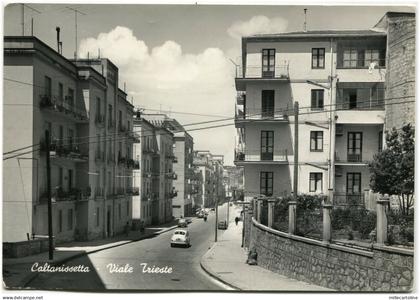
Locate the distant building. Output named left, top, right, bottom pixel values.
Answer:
left=223, top=166, right=244, bottom=199
left=193, top=151, right=214, bottom=208
left=3, top=36, right=134, bottom=244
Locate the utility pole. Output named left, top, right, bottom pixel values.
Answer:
left=226, top=197, right=230, bottom=226
left=214, top=197, right=218, bottom=242
left=45, top=130, right=54, bottom=260
left=66, top=6, right=86, bottom=59
left=293, top=102, right=299, bottom=201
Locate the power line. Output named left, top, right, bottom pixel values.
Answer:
left=3, top=98, right=415, bottom=159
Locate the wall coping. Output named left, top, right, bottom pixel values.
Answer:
left=252, top=218, right=374, bottom=258
left=252, top=218, right=414, bottom=258
left=373, top=243, right=414, bottom=256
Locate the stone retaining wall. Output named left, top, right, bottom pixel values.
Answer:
left=248, top=218, right=413, bottom=291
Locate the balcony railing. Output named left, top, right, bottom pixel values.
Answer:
left=39, top=95, right=88, bottom=122
left=336, top=98, right=385, bottom=110
left=42, top=140, right=88, bottom=162
left=335, top=152, right=364, bottom=163
left=333, top=192, right=364, bottom=206
left=235, top=64, right=289, bottom=79
left=94, top=187, right=104, bottom=199
left=236, top=92, right=246, bottom=105
left=95, top=114, right=105, bottom=126
left=234, top=148, right=288, bottom=163
left=235, top=107, right=289, bottom=122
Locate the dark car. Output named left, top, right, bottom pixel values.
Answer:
left=218, top=220, right=228, bottom=230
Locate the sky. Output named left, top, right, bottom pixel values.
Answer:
left=3, top=3, right=415, bottom=165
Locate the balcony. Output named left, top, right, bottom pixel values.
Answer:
left=116, top=187, right=126, bottom=196
left=94, top=114, right=105, bottom=127
left=335, top=152, right=368, bottom=165
left=132, top=187, right=140, bottom=196
left=39, top=95, right=88, bottom=123
left=43, top=140, right=88, bottom=163
left=236, top=92, right=246, bottom=105
left=94, top=187, right=104, bottom=199
left=235, top=107, right=289, bottom=127
left=234, top=148, right=288, bottom=165
left=235, top=63, right=290, bottom=91
left=128, top=132, right=140, bottom=143
left=166, top=172, right=177, bottom=180
left=41, top=187, right=90, bottom=202
left=333, top=192, right=364, bottom=207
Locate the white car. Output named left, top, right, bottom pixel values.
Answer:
left=170, top=229, right=191, bottom=247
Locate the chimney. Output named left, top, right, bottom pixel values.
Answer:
left=56, top=27, right=61, bottom=53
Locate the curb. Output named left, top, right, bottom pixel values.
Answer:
left=199, top=232, right=241, bottom=291
left=20, top=225, right=178, bottom=288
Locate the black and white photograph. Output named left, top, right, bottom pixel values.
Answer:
left=1, top=1, right=416, bottom=296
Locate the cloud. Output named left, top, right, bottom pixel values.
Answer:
left=227, top=15, right=288, bottom=39
left=79, top=26, right=236, bottom=163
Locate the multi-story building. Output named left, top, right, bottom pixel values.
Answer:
left=191, top=167, right=204, bottom=210
left=133, top=114, right=175, bottom=224
left=373, top=12, right=415, bottom=131
left=3, top=36, right=134, bottom=245
left=223, top=166, right=244, bottom=199
left=234, top=28, right=387, bottom=205
left=212, top=155, right=226, bottom=203
left=193, top=150, right=216, bottom=208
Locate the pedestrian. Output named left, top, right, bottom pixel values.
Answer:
left=124, top=222, right=130, bottom=237
left=235, top=217, right=239, bottom=226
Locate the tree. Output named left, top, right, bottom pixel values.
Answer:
left=369, top=124, right=415, bottom=215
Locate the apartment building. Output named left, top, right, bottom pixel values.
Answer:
left=135, top=114, right=176, bottom=224
left=234, top=29, right=387, bottom=205
left=223, top=166, right=244, bottom=199
left=212, top=155, right=226, bottom=202
left=191, top=167, right=204, bottom=210
left=172, top=131, right=194, bottom=218
left=3, top=36, right=134, bottom=244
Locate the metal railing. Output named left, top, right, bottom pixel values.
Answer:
left=235, top=64, right=289, bottom=79
left=235, top=107, right=289, bottom=121
left=39, top=95, right=88, bottom=121
left=335, top=152, right=363, bottom=163
left=336, top=98, right=385, bottom=110
left=234, top=148, right=288, bottom=162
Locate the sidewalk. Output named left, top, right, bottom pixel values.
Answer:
left=200, top=219, right=333, bottom=291
left=3, top=220, right=179, bottom=289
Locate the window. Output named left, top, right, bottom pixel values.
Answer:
left=260, top=131, right=274, bottom=161
left=378, top=131, right=383, bottom=152
left=67, top=88, right=74, bottom=107
left=108, top=104, right=113, bottom=126
left=68, top=129, right=74, bottom=149
left=96, top=97, right=101, bottom=116
left=364, top=49, right=380, bottom=67
left=309, top=173, right=323, bottom=192
left=119, top=203, right=122, bottom=220
left=119, top=110, right=122, bottom=130
left=96, top=207, right=100, bottom=227
left=58, top=125, right=63, bottom=147
left=311, top=90, right=324, bottom=110
left=346, top=173, right=361, bottom=194
left=127, top=202, right=129, bottom=217
left=310, top=131, right=323, bottom=151
left=67, top=209, right=73, bottom=230
left=58, top=210, right=63, bottom=233
left=261, top=90, right=274, bottom=117
left=67, top=169, right=73, bottom=191
left=348, top=132, right=363, bottom=162
left=44, top=76, right=52, bottom=98
left=343, top=49, right=358, bottom=68
left=58, top=83, right=63, bottom=101
left=260, top=172, right=273, bottom=196
left=58, top=167, right=63, bottom=187
left=262, top=49, right=275, bottom=78
left=312, top=48, right=325, bottom=69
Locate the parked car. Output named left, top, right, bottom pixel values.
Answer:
left=178, top=218, right=187, bottom=227
left=185, top=218, right=192, bottom=224
left=218, top=220, right=228, bottom=230
left=170, top=229, right=191, bottom=247
left=197, top=212, right=204, bottom=218
left=210, top=208, right=215, bottom=211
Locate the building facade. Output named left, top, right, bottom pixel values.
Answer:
left=234, top=29, right=387, bottom=205
left=3, top=36, right=134, bottom=244
left=373, top=12, right=415, bottom=131
left=223, top=166, right=244, bottom=200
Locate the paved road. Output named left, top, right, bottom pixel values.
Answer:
left=28, top=203, right=238, bottom=291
